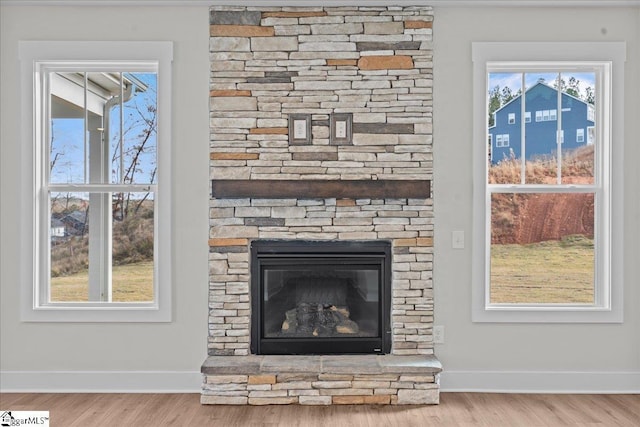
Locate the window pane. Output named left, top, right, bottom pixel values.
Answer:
left=112, top=192, right=154, bottom=302
left=50, top=192, right=90, bottom=301
left=110, top=73, right=158, bottom=185
left=50, top=72, right=88, bottom=184
left=523, top=72, right=559, bottom=184
left=560, top=72, right=595, bottom=185
left=490, top=192, right=595, bottom=304
left=488, top=72, right=523, bottom=184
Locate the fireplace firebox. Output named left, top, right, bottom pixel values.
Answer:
left=251, top=240, right=392, bottom=355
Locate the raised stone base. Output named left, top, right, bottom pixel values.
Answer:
left=201, top=355, right=441, bottom=405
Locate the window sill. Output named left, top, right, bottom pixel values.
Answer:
left=21, top=303, right=171, bottom=323
left=472, top=303, right=623, bottom=323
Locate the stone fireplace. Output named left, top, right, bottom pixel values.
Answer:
left=203, top=5, right=441, bottom=405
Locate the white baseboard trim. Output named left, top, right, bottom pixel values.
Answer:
left=2, top=370, right=638, bottom=394
left=440, top=370, right=640, bottom=394
left=0, top=371, right=202, bottom=393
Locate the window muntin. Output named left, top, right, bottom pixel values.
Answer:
left=472, top=42, right=625, bottom=323
left=20, top=41, right=172, bottom=322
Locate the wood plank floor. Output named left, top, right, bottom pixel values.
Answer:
left=1, top=393, right=638, bottom=426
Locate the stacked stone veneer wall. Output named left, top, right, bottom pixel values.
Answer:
left=206, top=6, right=437, bottom=405
left=209, top=5, right=433, bottom=181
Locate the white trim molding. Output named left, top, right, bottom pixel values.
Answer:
left=440, top=370, right=640, bottom=393
left=19, top=41, right=174, bottom=322
left=471, top=42, right=626, bottom=323
left=0, top=371, right=202, bottom=393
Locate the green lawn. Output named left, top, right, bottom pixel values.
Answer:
left=51, top=261, right=154, bottom=302
left=490, top=236, right=594, bottom=304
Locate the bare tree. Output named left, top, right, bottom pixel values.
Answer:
left=111, top=87, right=157, bottom=221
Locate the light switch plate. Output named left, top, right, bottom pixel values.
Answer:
left=288, top=114, right=311, bottom=145
left=330, top=113, right=352, bottom=145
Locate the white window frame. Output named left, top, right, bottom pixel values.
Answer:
left=472, top=42, right=625, bottom=323
left=588, top=126, right=596, bottom=145
left=524, top=111, right=531, bottom=123
left=496, top=133, right=510, bottom=148
left=20, top=41, right=173, bottom=322
left=577, top=128, right=585, bottom=143
left=508, top=113, right=516, bottom=124
left=535, top=110, right=543, bottom=122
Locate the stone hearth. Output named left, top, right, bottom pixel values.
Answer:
left=204, top=6, right=439, bottom=405
left=202, top=355, right=441, bottom=405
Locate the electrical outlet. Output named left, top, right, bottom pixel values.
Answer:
left=433, top=325, right=445, bottom=344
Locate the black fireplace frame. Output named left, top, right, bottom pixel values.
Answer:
left=250, top=240, right=392, bottom=355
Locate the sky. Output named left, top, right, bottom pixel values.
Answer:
left=50, top=72, right=157, bottom=187
left=489, top=71, right=596, bottom=99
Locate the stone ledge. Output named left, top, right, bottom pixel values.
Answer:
left=201, top=355, right=441, bottom=405
left=201, top=354, right=442, bottom=376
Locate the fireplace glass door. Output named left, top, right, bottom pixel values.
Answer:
left=251, top=240, right=391, bottom=355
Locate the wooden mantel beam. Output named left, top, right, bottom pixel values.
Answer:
left=211, top=179, right=431, bottom=200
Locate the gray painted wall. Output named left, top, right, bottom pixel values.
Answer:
left=433, top=6, right=639, bottom=378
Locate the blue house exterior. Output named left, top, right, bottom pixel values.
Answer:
left=488, top=82, right=595, bottom=164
